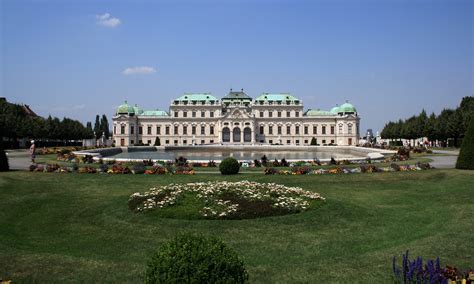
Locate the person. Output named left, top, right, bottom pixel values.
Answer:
left=29, top=140, right=36, bottom=163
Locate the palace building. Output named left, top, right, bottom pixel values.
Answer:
left=112, top=89, right=360, bottom=147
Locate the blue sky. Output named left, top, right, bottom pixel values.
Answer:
left=1, top=0, right=472, bottom=133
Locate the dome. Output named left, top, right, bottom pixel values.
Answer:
left=330, top=106, right=340, bottom=114
left=339, top=102, right=357, bottom=113
left=116, top=101, right=135, bottom=115
left=133, top=104, right=144, bottom=115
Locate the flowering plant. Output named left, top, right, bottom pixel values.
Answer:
left=129, top=181, right=325, bottom=219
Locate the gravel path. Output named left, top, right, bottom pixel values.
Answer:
left=425, top=150, right=459, bottom=169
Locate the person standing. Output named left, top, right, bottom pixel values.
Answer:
left=29, top=140, right=36, bottom=163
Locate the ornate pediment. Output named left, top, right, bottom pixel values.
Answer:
left=222, top=107, right=253, bottom=120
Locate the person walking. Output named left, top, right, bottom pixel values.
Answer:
left=29, top=140, right=36, bottom=163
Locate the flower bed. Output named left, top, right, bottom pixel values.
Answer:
left=264, top=163, right=432, bottom=175
left=128, top=181, right=325, bottom=219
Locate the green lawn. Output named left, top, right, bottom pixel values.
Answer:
left=1, top=170, right=473, bottom=282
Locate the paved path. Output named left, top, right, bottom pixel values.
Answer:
left=5, top=150, right=32, bottom=170
left=425, top=150, right=459, bottom=169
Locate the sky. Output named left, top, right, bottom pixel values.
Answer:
left=1, top=0, right=473, bottom=133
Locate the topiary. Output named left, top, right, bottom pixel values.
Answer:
left=154, top=136, right=161, bottom=146
left=0, top=140, right=9, bottom=172
left=310, top=137, right=317, bottom=145
left=145, top=234, right=248, bottom=284
left=219, top=157, right=240, bottom=175
left=456, top=115, right=474, bottom=170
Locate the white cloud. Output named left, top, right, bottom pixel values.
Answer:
left=96, top=13, right=121, bottom=27
left=122, top=66, right=157, bottom=75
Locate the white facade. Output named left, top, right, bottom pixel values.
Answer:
left=112, top=90, right=360, bottom=147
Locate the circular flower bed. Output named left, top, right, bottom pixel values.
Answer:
left=128, top=181, right=325, bottom=219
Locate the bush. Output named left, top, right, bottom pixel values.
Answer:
left=154, top=136, right=161, bottom=146
left=456, top=116, right=474, bottom=170
left=219, top=157, right=240, bottom=175
left=310, top=137, right=317, bottom=145
left=0, top=141, right=9, bottom=172
left=145, top=234, right=248, bottom=284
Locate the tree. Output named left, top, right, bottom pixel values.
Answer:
left=310, top=137, right=317, bottom=145
left=154, top=136, right=161, bottom=146
left=424, top=113, right=437, bottom=145
left=94, top=115, right=101, bottom=138
left=100, top=114, right=110, bottom=138
left=456, top=113, right=474, bottom=170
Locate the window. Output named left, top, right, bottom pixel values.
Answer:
left=313, top=125, right=317, bottom=134
left=201, top=140, right=205, bottom=144
left=269, top=126, right=273, bottom=135
left=131, top=140, right=134, bottom=144
left=139, top=140, right=142, bottom=144
left=304, top=140, right=308, bottom=144
left=192, top=126, right=196, bottom=135
left=278, top=111, right=281, bottom=118
left=260, top=126, right=264, bottom=135
left=192, top=111, right=196, bottom=118
left=201, top=126, right=205, bottom=135
left=113, top=126, right=116, bottom=134
left=147, top=140, right=151, bottom=145
left=210, top=111, right=214, bottom=118
left=339, top=124, right=343, bottom=134
left=130, top=125, right=134, bottom=135
left=331, top=126, right=335, bottom=135
left=260, top=111, right=264, bottom=117
left=183, top=126, right=187, bottom=135
left=201, top=111, right=205, bottom=117
left=348, top=124, right=353, bottom=134
left=210, top=139, right=214, bottom=143
left=322, top=139, right=326, bottom=144
left=278, top=126, right=282, bottom=135
left=139, top=126, right=143, bottom=135
left=304, top=126, right=308, bottom=135
left=287, top=125, right=291, bottom=135
left=165, top=126, right=170, bottom=135
left=268, top=111, right=273, bottom=118
left=295, top=126, right=300, bottom=135
left=156, top=126, right=161, bottom=135
left=147, top=126, right=152, bottom=135
left=269, top=140, right=273, bottom=144
left=286, top=111, right=290, bottom=117
left=210, top=126, right=214, bottom=135
left=331, top=139, right=335, bottom=144
left=322, top=126, right=326, bottom=135
left=121, top=125, right=125, bottom=134
left=174, top=111, right=178, bottom=118
left=287, top=140, right=291, bottom=144
left=296, top=140, right=300, bottom=144
left=174, top=126, right=178, bottom=135
left=295, top=112, right=299, bottom=117
left=183, top=111, right=187, bottom=118
left=183, top=140, right=187, bottom=144
left=165, top=140, right=169, bottom=144
left=174, top=140, right=178, bottom=145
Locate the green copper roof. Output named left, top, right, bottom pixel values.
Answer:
left=175, top=93, right=218, bottom=102
left=339, top=102, right=357, bottom=113
left=141, top=110, right=169, bottom=116
left=222, top=90, right=252, bottom=101
left=305, top=109, right=334, bottom=116
left=133, top=104, right=144, bottom=115
left=255, top=93, right=299, bottom=102
left=330, top=106, right=340, bottom=114
left=116, top=101, right=135, bottom=115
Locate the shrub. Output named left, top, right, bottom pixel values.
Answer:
left=144, top=234, right=248, bottom=284
left=280, top=158, right=289, bottom=167
left=456, top=116, right=474, bottom=170
left=154, top=136, right=161, bottom=146
left=253, top=159, right=261, bottom=167
left=175, top=156, right=188, bottom=167
left=272, top=159, right=280, bottom=167
left=260, top=155, right=268, bottom=167
left=207, top=160, right=216, bottom=167
left=219, top=157, right=240, bottom=175
left=310, top=137, right=317, bottom=145
left=264, top=167, right=278, bottom=175
left=0, top=141, right=9, bottom=172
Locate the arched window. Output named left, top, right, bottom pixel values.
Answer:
left=222, top=127, right=230, bottom=142
left=244, top=127, right=251, bottom=142
left=233, top=128, right=241, bottom=142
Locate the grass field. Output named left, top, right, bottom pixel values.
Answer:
left=1, top=169, right=473, bottom=282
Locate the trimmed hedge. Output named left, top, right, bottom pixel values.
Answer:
left=0, top=141, right=9, bottom=172
left=456, top=115, right=474, bottom=170
left=219, top=157, right=240, bottom=175
left=145, top=234, right=248, bottom=283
